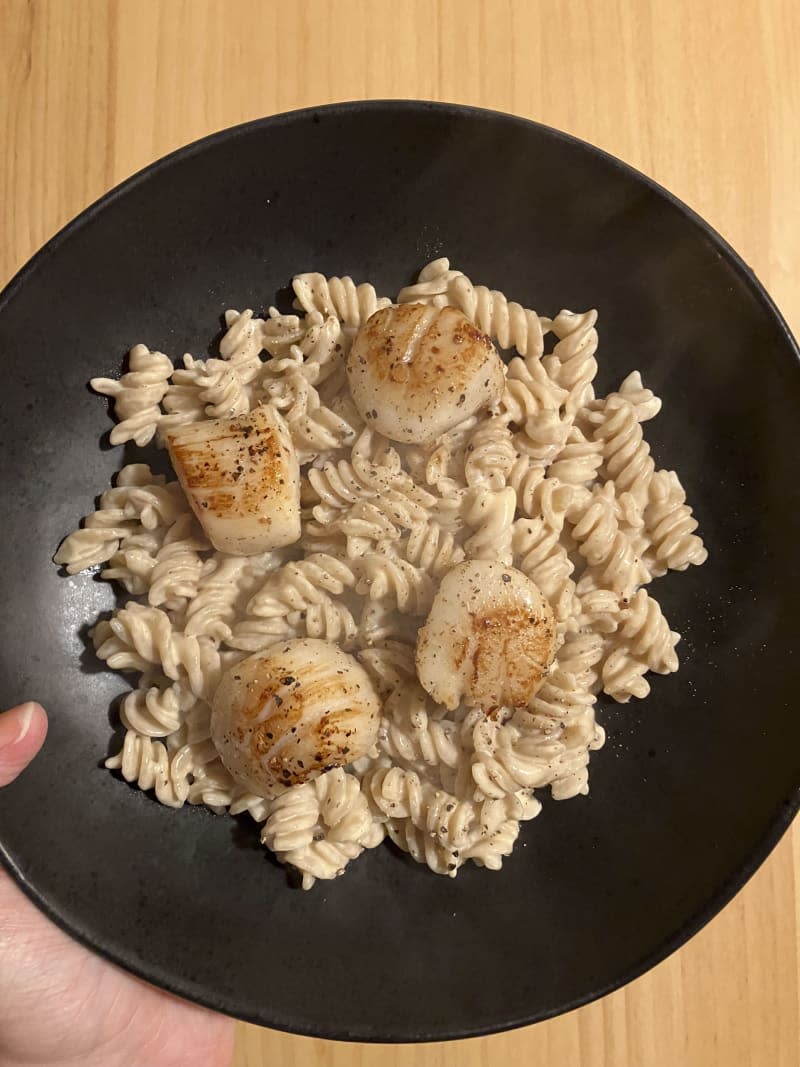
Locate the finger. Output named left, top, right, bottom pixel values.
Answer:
left=0, top=703, right=48, bottom=787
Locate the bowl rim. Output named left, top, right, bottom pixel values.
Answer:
left=1, top=99, right=798, bottom=1042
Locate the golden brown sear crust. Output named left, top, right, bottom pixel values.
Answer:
left=346, top=303, right=505, bottom=444
left=467, top=604, right=555, bottom=710
left=415, top=560, right=557, bottom=713
left=210, top=640, right=381, bottom=797
left=168, top=409, right=285, bottom=518
left=164, top=403, right=300, bottom=553
left=357, top=304, right=494, bottom=394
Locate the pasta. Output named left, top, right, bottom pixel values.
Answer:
left=265, top=369, right=357, bottom=462
left=119, top=675, right=198, bottom=737
left=104, top=729, right=187, bottom=808
left=91, top=344, right=174, bottom=447
left=643, top=469, right=709, bottom=575
left=591, top=394, right=656, bottom=506
left=399, top=258, right=549, bottom=359
left=462, top=485, right=516, bottom=566
left=501, top=358, right=570, bottom=463
left=353, top=551, right=436, bottom=615
left=183, top=554, right=271, bottom=642
left=542, top=309, right=599, bottom=416
left=260, top=768, right=384, bottom=890
left=57, top=257, right=707, bottom=889
left=306, top=429, right=402, bottom=509
left=570, top=482, right=650, bottom=597
left=247, top=554, right=357, bottom=617
left=358, top=640, right=417, bottom=696
left=512, top=482, right=577, bottom=626
left=395, top=519, right=465, bottom=578
left=291, top=271, right=391, bottom=328
left=463, top=415, right=516, bottom=489
left=375, top=679, right=463, bottom=771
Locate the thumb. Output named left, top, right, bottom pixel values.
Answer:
left=0, top=703, right=48, bottom=787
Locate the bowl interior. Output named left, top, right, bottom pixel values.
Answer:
left=0, top=101, right=798, bottom=1041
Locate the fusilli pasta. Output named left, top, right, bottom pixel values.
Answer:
left=58, top=256, right=706, bottom=889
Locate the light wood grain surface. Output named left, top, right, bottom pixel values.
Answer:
left=2, top=2, right=798, bottom=1065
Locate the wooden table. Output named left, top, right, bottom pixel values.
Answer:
left=2, top=2, right=798, bottom=1064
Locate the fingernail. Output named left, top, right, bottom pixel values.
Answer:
left=14, top=702, right=36, bottom=744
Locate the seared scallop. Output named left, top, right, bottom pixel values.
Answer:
left=165, top=404, right=300, bottom=555
left=211, top=638, right=381, bottom=798
left=416, top=561, right=556, bottom=712
left=346, top=304, right=505, bottom=445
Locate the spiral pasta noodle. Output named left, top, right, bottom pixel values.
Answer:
left=105, top=466, right=189, bottom=527
left=185, top=756, right=239, bottom=813
left=91, top=344, right=174, bottom=447
left=618, top=588, right=680, bottom=673
left=463, top=415, right=516, bottom=489
left=55, top=511, right=138, bottom=574
left=601, top=589, right=680, bottom=702
left=497, top=357, right=571, bottom=464
left=219, top=308, right=266, bottom=369
left=105, top=729, right=189, bottom=808
left=507, top=455, right=545, bottom=518
left=306, top=430, right=402, bottom=511
left=644, top=469, right=708, bottom=575
left=597, top=370, right=662, bottom=423
left=183, top=553, right=276, bottom=641
left=451, top=274, right=549, bottom=359
left=577, top=587, right=623, bottom=634
left=289, top=599, right=358, bottom=645
left=266, top=369, right=357, bottom=461
left=358, top=641, right=417, bottom=696
left=261, top=313, right=345, bottom=391
left=119, top=677, right=198, bottom=738
left=261, top=308, right=310, bottom=356
left=471, top=719, right=563, bottom=799
left=397, top=519, right=465, bottom=578
left=147, top=528, right=207, bottom=611
left=311, top=490, right=431, bottom=553
left=183, top=557, right=249, bottom=641
left=94, top=602, right=222, bottom=699
left=243, top=554, right=359, bottom=647
left=353, top=552, right=435, bottom=615
left=545, top=426, right=603, bottom=492
left=570, top=482, right=650, bottom=597
left=226, top=613, right=299, bottom=652
left=396, top=257, right=466, bottom=307
left=375, top=680, right=463, bottom=773
left=385, top=817, right=459, bottom=876
left=512, top=482, right=577, bottom=625
left=247, top=554, right=356, bottom=617
left=554, top=634, right=606, bottom=697
left=592, top=395, right=656, bottom=505
left=54, top=467, right=188, bottom=574
left=542, top=309, right=599, bottom=416
left=101, top=529, right=166, bottom=595
left=292, top=272, right=391, bottom=329
left=462, top=485, right=516, bottom=566
left=261, top=768, right=384, bottom=889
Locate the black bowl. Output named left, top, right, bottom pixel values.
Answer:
left=0, top=101, right=798, bottom=1042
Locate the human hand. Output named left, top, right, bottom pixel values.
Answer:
left=0, top=703, right=235, bottom=1067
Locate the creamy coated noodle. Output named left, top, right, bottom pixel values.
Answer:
left=55, top=258, right=707, bottom=889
